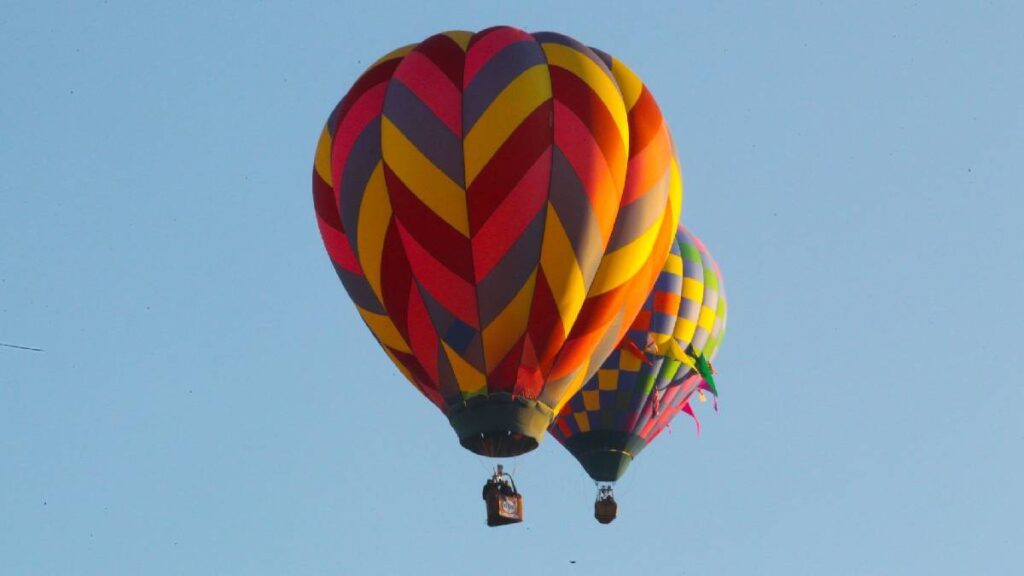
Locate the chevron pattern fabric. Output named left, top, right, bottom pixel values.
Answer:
left=549, top=226, right=727, bottom=477
left=312, top=27, right=683, bottom=454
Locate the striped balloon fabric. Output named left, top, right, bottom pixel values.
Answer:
left=313, top=27, right=683, bottom=457
left=549, top=226, right=727, bottom=481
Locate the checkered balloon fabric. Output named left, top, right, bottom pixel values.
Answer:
left=549, top=226, right=727, bottom=480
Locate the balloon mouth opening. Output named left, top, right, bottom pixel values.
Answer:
left=446, top=393, right=555, bottom=458
left=577, top=449, right=634, bottom=482
left=560, top=431, right=647, bottom=482
left=461, top=431, right=538, bottom=458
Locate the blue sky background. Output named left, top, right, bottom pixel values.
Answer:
left=3, top=1, right=1022, bottom=574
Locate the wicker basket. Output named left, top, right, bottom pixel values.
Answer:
left=485, top=490, right=523, bottom=526
left=594, top=497, right=617, bottom=524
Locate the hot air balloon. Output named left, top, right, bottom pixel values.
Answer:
left=312, top=26, right=682, bottom=523
left=549, top=226, right=727, bottom=523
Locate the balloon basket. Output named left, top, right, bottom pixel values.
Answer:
left=482, top=465, right=523, bottom=527
left=594, top=485, right=617, bottom=524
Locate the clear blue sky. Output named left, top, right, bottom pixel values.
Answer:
left=3, top=1, right=1022, bottom=574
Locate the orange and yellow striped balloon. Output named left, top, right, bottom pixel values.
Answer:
left=313, top=26, right=683, bottom=456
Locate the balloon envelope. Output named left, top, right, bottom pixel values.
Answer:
left=313, top=27, right=683, bottom=456
left=549, top=226, right=727, bottom=479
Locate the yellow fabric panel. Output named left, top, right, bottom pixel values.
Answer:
left=314, top=125, right=333, bottom=184
left=618, top=349, right=641, bottom=371
left=573, top=411, right=591, bottom=433
left=356, top=162, right=391, bottom=303
left=673, top=317, right=697, bottom=343
left=582, top=389, right=600, bottom=412
left=587, top=207, right=665, bottom=295
left=481, top=271, right=537, bottom=371
left=359, top=309, right=411, bottom=354
left=381, top=117, right=469, bottom=236
left=670, top=154, right=683, bottom=221
left=663, top=340, right=696, bottom=369
left=541, top=43, right=629, bottom=150
left=681, top=278, right=704, bottom=301
left=662, top=252, right=683, bottom=275
left=697, top=305, right=717, bottom=331
left=609, top=57, right=643, bottom=111
left=539, top=204, right=586, bottom=333
left=651, top=333, right=673, bottom=346
left=464, top=65, right=551, bottom=185
left=443, top=342, right=488, bottom=398
left=597, top=369, right=618, bottom=391
left=442, top=30, right=473, bottom=51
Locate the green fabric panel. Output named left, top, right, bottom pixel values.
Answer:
left=678, top=241, right=702, bottom=263
left=657, top=357, right=683, bottom=388
left=702, top=259, right=720, bottom=292
left=696, top=354, right=718, bottom=396
left=636, top=362, right=660, bottom=399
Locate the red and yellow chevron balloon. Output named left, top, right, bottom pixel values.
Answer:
left=313, top=26, right=683, bottom=457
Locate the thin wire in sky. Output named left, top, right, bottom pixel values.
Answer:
left=0, top=342, right=44, bottom=352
